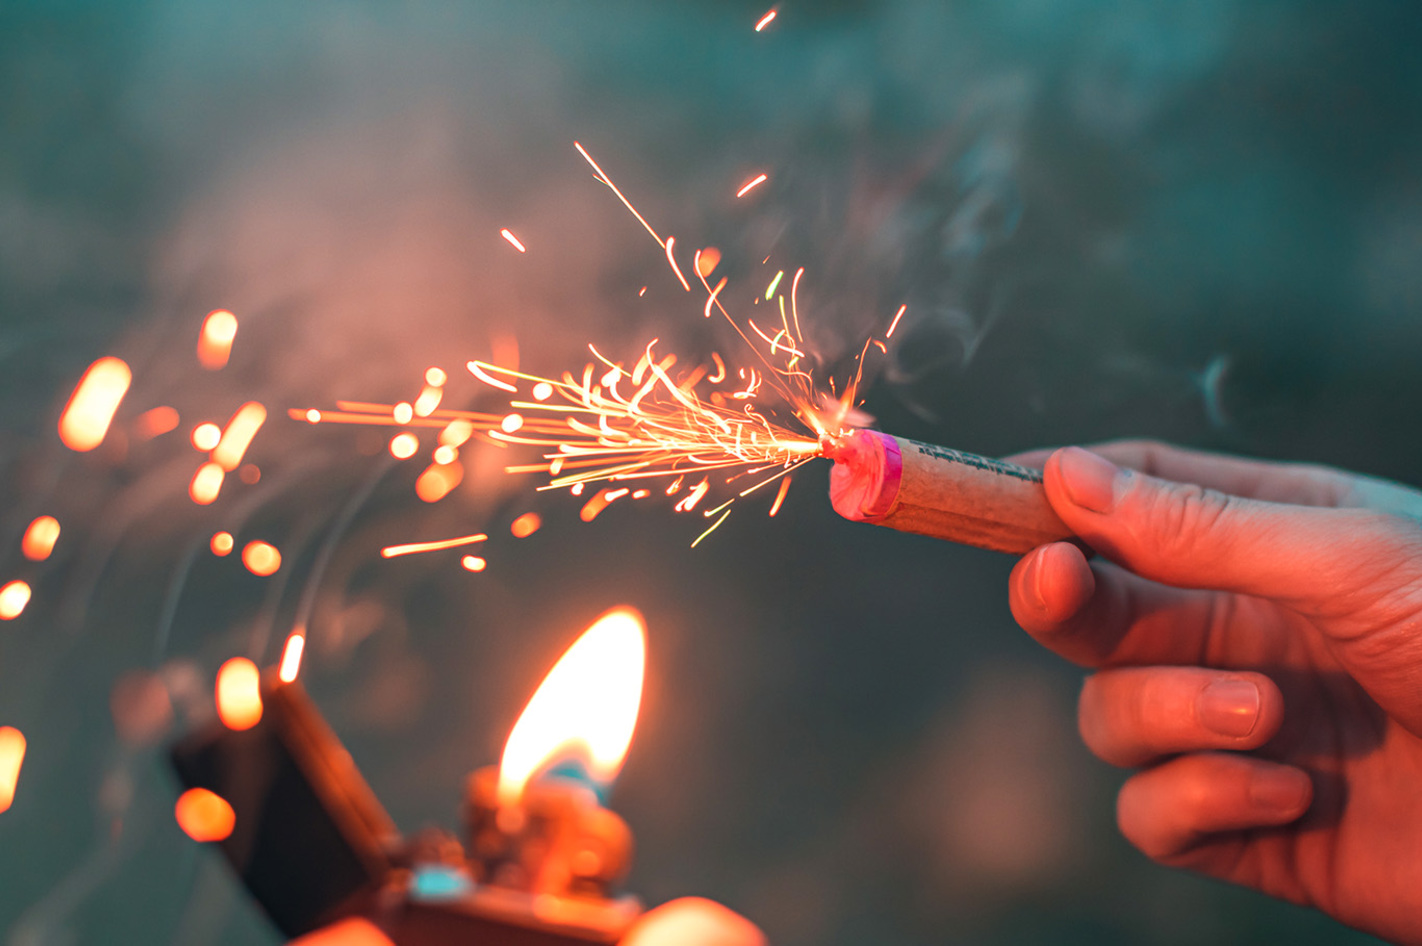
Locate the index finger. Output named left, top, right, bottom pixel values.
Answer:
left=1006, top=440, right=1421, bottom=514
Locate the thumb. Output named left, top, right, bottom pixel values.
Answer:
left=1044, top=446, right=1422, bottom=634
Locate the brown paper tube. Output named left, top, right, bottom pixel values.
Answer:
left=826, top=429, right=1076, bottom=554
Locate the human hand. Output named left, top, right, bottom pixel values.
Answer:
left=1007, top=441, right=1422, bottom=945
left=288, top=896, right=765, bottom=946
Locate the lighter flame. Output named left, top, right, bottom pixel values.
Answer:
left=497, top=607, right=646, bottom=806
left=59, top=357, right=131, bottom=452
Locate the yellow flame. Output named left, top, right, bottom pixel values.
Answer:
left=497, top=607, right=647, bottom=806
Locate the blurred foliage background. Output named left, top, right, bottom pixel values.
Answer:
left=1, top=1, right=1418, bottom=943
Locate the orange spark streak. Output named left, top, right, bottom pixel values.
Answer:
left=573, top=141, right=664, bottom=244
left=380, top=533, right=488, bottom=558
left=21, top=516, right=60, bottom=561
left=0, top=727, right=25, bottom=812
left=241, top=541, right=281, bottom=577
left=216, top=657, right=262, bottom=730
left=704, top=276, right=728, bottom=318
left=500, top=228, right=528, bottom=253
left=189, top=462, right=225, bottom=505
left=664, top=236, right=691, bottom=291
left=768, top=476, right=792, bottom=516
left=212, top=402, right=266, bottom=471
left=197, top=309, right=238, bottom=370
left=134, top=406, right=179, bottom=440
left=579, top=490, right=618, bottom=521
left=59, top=357, right=131, bottom=452
left=175, top=788, right=235, bottom=842
left=469, top=361, right=519, bottom=392
left=736, top=172, right=769, bottom=197
left=0, top=582, right=30, bottom=620
left=887, top=303, right=907, bottom=338
left=279, top=633, right=305, bottom=683
left=510, top=512, right=542, bottom=538
left=755, top=9, right=777, bottom=31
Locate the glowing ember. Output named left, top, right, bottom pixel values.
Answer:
left=754, top=9, right=777, bottom=31
left=415, top=461, right=463, bottom=502
left=461, top=555, right=487, bottom=572
left=58, top=356, right=131, bottom=452
left=769, top=475, right=792, bottom=516
left=215, top=657, right=262, bottom=730
left=0, top=727, right=25, bottom=813
left=210, top=531, right=234, bottom=556
left=425, top=367, right=447, bottom=386
left=414, top=384, right=443, bottom=417
left=510, top=512, right=542, bottom=538
left=497, top=607, right=646, bottom=805
left=579, top=490, right=617, bottom=522
left=134, top=406, right=180, bottom=440
left=0, top=581, right=33, bottom=620
left=887, top=304, right=907, bottom=338
left=279, top=633, right=305, bottom=683
left=380, top=533, right=487, bottom=558
left=212, top=402, right=266, bottom=471
left=197, top=310, right=239, bottom=370
left=21, top=516, right=60, bottom=562
left=191, top=422, right=222, bottom=451
left=500, top=228, right=528, bottom=253
left=189, top=462, right=225, bottom=505
left=736, top=172, right=769, bottom=198
left=241, top=541, right=282, bottom=577
left=389, top=433, right=419, bottom=460
left=696, top=246, right=722, bottom=277
left=175, top=787, right=236, bottom=842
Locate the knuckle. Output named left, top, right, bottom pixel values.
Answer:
left=1129, top=477, right=1237, bottom=561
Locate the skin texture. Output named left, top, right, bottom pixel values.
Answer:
left=1007, top=441, right=1422, bottom=945
left=289, top=897, right=766, bottom=946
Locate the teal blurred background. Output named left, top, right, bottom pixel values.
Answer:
left=1, top=1, right=1418, bottom=943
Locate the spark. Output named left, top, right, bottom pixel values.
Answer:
left=533, top=382, right=554, bottom=401
left=510, top=512, right=542, bottom=538
left=0, top=727, right=24, bottom=813
left=380, top=533, right=488, bottom=558
left=887, top=303, right=907, bottom=338
left=21, top=516, right=60, bottom=561
left=665, top=236, right=691, bottom=291
left=500, top=228, right=528, bottom=253
left=210, top=532, right=234, bottom=556
left=425, top=366, right=447, bottom=386
left=189, top=462, right=225, bottom=505
left=279, top=633, right=305, bottom=683
left=197, top=309, right=238, bottom=370
left=175, top=788, right=235, bottom=842
left=216, top=657, right=262, bottom=730
left=191, top=423, right=221, bottom=451
left=469, top=361, right=519, bottom=392
left=765, top=270, right=784, bottom=300
left=0, top=582, right=30, bottom=620
left=414, top=384, right=443, bottom=417
left=433, top=445, right=457, bottom=465
left=768, top=476, right=792, bottom=516
left=501, top=413, right=524, bottom=433
left=461, top=556, right=487, bottom=572
left=212, top=402, right=266, bottom=471
left=134, top=406, right=179, bottom=440
left=241, top=541, right=282, bottom=576
left=696, top=247, right=721, bottom=277
left=754, top=9, right=777, bottom=31
left=416, top=461, right=463, bottom=502
left=59, top=356, right=131, bottom=452
left=393, top=402, right=414, bottom=424
left=389, top=433, right=419, bottom=459
left=737, top=172, right=769, bottom=197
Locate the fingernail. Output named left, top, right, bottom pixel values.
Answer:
left=1025, top=547, right=1050, bottom=612
left=1056, top=448, right=1123, bottom=514
left=1249, top=768, right=1312, bottom=814
left=1197, top=679, right=1261, bottom=737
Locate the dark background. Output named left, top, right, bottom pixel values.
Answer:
left=1, top=1, right=1419, bottom=943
